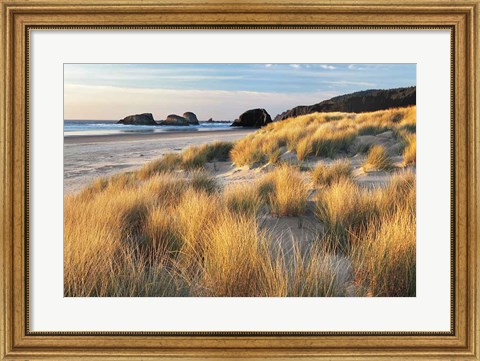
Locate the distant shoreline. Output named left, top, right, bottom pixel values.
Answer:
left=64, top=128, right=249, bottom=145
left=64, top=119, right=232, bottom=122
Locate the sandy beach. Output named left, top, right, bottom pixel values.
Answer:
left=64, top=128, right=255, bottom=194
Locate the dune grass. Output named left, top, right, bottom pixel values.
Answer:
left=316, top=170, right=416, bottom=297
left=230, top=106, right=416, bottom=167
left=363, top=145, right=393, bottom=171
left=65, top=107, right=416, bottom=297
left=350, top=188, right=416, bottom=296
left=309, top=125, right=357, bottom=158
left=224, top=183, right=263, bottom=216
left=357, top=124, right=390, bottom=136
left=64, top=174, right=344, bottom=297
left=230, top=135, right=266, bottom=167
left=181, top=141, right=234, bottom=169
left=137, top=141, right=233, bottom=176
left=315, top=178, right=380, bottom=251
left=64, top=182, right=187, bottom=297
left=403, top=134, right=416, bottom=165
left=261, top=137, right=283, bottom=163
left=296, top=136, right=313, bottom=161
left=258, top=164, right=309, bottom=216
left=137, top=153, right=182, bottom=180
left=311, top=160, right=353, bottom=186
left=188, top=170, right=218, bottom=194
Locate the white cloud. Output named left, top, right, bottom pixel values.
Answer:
left=64, top=84, right=338, bottom=120
left=323, top=80, right=376, bottom=87
left=265, top=64, right=273, bottom=68
left=289, top=64, right=301, bottom=69
left=320, top=64, right=336, bottom=70
left=347, top=64, right=366, bottom=71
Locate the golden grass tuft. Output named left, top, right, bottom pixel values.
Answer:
left=351, top=199, right=416, bottom=296
left=296, top=136, right=313, bottom=161
left=357, top=124, right=390, bottom=136
left=309, top=124, right=357, bottom=158
left=137, top=141, right=234, bottom=176
left=143, top=205, right=181, bottom=255
left=230, top=135, right=265, bottom=167
left=285, top=128, right=308, bottom=151
left=137, top=153, right=181, bottom=179
left=261, top=137, right=283, bottom=163
left=284, top=244, right=350, bottom=296
left=181, top=146, right=208, bottom=170
left=263, top=164, right=309, bottom=216
left=403, top=134, right=416, bottom=165
left=363, top=145, right=393, bottom=171
left=199, top=212, right=271, bottom=296
left=315, top=178, right=379, bottom=251
left=188, top=170, right=218, bottom=194
left=224, top=183, right=263, bottom=215
left=175, top=188, right=222, bottom=261
left=312, top=160, right=353, bottom=186
left=201, top=141, right=234, bottom=162
left=141, top=173, right=187, bottom=206
left=314, top=171, right=416, bottom=295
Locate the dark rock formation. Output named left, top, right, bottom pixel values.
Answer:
left=183, top=112, right=199, bottom=125
left=207, top=118, right=213, bottom=122
left=117, top=113, right=157, bottom=125
left=273, top=86, right=416, bottom=122
left=158, top=114, right=190, bottom=126
left=231, top=108, right=272, bottom=127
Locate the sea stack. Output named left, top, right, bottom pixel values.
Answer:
left=117, top=113, right=157, bottom=125
left=158, top=114, right=190, bottom=126
left=183, top=112, right=200, bottom=125
left=231, top=108, right=272, bottom=128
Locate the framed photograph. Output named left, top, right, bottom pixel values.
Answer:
left=1, top=0, right=478, bottom=359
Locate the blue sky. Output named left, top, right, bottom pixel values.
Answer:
left=64, top=64, right=415, bottom=120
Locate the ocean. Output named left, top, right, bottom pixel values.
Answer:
left=64, top=120, right=233, bottom=137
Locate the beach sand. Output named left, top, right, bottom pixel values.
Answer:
left=64, top=128, right=255, bottom=194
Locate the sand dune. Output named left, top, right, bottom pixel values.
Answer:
left=64, top=107, right=416, bottom=297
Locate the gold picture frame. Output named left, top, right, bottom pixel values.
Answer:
left=1, top=0, right=478, bottom=359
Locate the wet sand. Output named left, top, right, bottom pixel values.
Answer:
left=64, top=128, right=255, bottom=194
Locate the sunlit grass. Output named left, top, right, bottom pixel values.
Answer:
left=188, top=170, right=218, bottom=194
left=260, top=164, right=309, bottom=216
left=310, top=125, right=357, bottom=158
left=65, top=106, right=416, bottom=297
left=296, top=136, right=313, bottom=161
left=313, top=171, right=416, bottom=296
left=137, top=153, right=181, bottom=179
left=311, top=160, right=353, bottom=186
left=403, top=134, right=416, bottom=165
left=363, top=145, right=393, bottom=171
left=351, top=191, right=416, bottom=296
left=224, top=183, right=263, bottom=216
left=315, top=178, right=379, bottom=251
left=230, top=106, right=415, bottom=167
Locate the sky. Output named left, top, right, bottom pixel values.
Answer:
left=64, top=63, right=416, bottom=121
